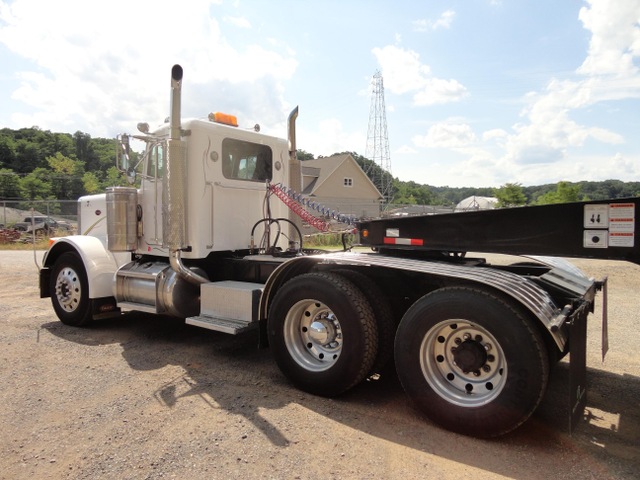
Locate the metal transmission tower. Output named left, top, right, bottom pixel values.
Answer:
left=365, top=70, right=392, bottom=205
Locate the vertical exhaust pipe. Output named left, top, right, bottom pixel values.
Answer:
left=286, top=106, right=302, bottom=239
left=164, top=64, right=208, bottom=285
left=288, top=106, right=298, bottom=160
left=170, top=64, right=183, bottom=141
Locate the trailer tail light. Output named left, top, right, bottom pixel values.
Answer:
left=208, top=112, right=238, bottom=127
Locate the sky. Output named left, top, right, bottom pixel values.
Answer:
left=1, top=0, right=640, bottom=188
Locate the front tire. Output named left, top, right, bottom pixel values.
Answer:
left=268, top=272, right=378, bottom=396
left=50, top=251, right=93, bottom=326
left=395, top=287, right=549, bottom=437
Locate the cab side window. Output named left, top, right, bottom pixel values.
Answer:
left=222, top=138, right=272, bottom=182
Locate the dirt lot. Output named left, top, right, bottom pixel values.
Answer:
left=1, top=250, right=639, bottom=479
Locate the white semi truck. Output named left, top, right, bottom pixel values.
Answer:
left=39, top=65, right=640, bottom=437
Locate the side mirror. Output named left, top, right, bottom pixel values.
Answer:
left=117, top=134, right=130, bottom=170
left=117, top=134, right=137, bottom=183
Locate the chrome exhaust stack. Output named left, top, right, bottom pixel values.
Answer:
left=287, top=107, right=302, bottom=236
left=288, top=106, right=299, bottom=160
left=163, top=64, right=207, bottom=285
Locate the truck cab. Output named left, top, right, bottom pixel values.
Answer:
left=131, top=118, right=290, bottom=257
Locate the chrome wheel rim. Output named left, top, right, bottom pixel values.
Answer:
left=54, top=266, right=82, bottom=313
left=420, top=319, right=507, bottom=407
left=283, top=299, right=343, bottom=372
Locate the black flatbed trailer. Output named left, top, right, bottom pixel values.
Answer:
left=357, top=197, right=640, bottom=265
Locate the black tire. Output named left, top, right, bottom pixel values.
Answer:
left=333, top=269, right=395, bottom=375
left=50, top=251, right=93, bottom=326
left=268, top=272, right=378, bottom=397
left=394, top=286, right=549, bottom=437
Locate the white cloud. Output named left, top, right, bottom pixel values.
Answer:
left=396, top=145, right=417, bottom=154
left=482, top=129, right=508, bottom=142
left=0, top=0, right=296, bottom=137
left=223, top=15, right=251, bottom=29
left=577, top=0, right=640, bottom=76
left=413, top=122, right=476, bottom=149
left=499, top=0, right=638, bottom=168
left=372, top=45, right=468, bottom=106
left=504, top=76, right=626, bottom=165
left=610, top=152, right=638, bottom=176
left=413, top=78, right=468, bottom=106
left=412, top=10, right=456, bottom=32
left=299, top=118, right=365, bottom=158
left=372, top=46, right=431, bottom=94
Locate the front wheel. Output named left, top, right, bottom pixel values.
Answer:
left=395, top=287, right=549, bottom=437
left=267, top=272, right=378, bottom=397
left=50, top=251, right=93, bottom=326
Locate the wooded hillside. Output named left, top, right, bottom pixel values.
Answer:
left=1, top=128, right=638, bottom=207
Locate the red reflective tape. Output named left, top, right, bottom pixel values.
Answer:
left=610, top=203, right=634, bottom=208
left=383, top=237, right=424, bottom=246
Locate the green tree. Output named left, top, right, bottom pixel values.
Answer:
left=494, top=182, right=527, bottom=207
left=0, top=135, right=17, bottom=170
left=19, top=168, right=52, bottom=199
left=82, top=171, right=102, bottom=194
left=43, top=132, right=74, bottom=160
left=47, top=152, right=86, bottom=199
left=297, top=149, right=315, bottom=161
left=535, top=181, right=584, bottom=205
left=91, top=137, right=118, bottom=171
left=74, top=131, right=93, bottom=163
left=103, top=166, right=128, bottom=188
left=393, top=180, right=435, bottom=205
left=15, top=139, right=42, bottom=173
left=0, top=168, right=21, bottom=199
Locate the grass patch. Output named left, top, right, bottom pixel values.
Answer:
left=0, top=236, right=52, bottom=250
left=0, top=229, right=72, bottom=250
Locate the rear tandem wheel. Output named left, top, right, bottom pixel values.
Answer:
left=267, top=272, right=379, bottom=397
left=394, top=286, right=549, bottom=437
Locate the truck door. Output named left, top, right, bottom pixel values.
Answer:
left=213, top=137, right=276, bottom=251
left=139, top=141, right=166, bottom=249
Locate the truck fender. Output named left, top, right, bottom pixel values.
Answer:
left=42, top=236, right=131, bottom=299
left=259, top=251, right=570, bottom=352
left=259, top=255, right=318, bottom=323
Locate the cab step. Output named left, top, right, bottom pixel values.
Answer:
left=185, top=280, right=264, bottom=335
left=186, top=315, right=257, bottom=334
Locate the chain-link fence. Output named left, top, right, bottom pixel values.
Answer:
left=0, top=200, right=78, bottom=243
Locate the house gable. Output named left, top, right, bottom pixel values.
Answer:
left=302, top=154, right=382, bottom=201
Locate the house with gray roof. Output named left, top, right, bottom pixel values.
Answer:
left=300, top=153, right=383, bottom=220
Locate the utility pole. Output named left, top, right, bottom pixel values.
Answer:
left=365, top=70, right=392, bottom=206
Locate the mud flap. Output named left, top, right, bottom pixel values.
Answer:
left=599, top=276, right=609, bottom=362
left=569, top=307, right=588, bottom=433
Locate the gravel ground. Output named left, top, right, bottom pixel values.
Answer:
left=1, top=250, right=639, bottom=480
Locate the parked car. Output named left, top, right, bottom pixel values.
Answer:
left=14, top=216, right=72, bottom=233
